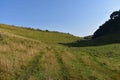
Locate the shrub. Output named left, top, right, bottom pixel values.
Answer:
left=0, top=34, right=3, bottom=41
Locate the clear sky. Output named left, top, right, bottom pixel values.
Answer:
left=0, top=0, right=120, bottom=36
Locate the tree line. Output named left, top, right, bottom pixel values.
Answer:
left=93, top=10, right=120, bottom=39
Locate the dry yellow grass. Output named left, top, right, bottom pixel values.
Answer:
left=0, top=30, right=45, bottom=80
left=0, top=24, right=120, bottom=80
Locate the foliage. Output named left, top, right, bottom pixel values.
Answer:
left=93, top=10, right=120, bottom=39
left=0, top=34, right=3, bottom=41
left=84, top=35, right=93, bottom=40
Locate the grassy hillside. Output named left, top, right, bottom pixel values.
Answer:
left=0, top=24, right=120, bottom=80
left=0, top=24, right=80, bottom=44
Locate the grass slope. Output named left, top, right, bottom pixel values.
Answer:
left=0, top=24, right=120, bottom=80
left=0, top=24, right=80, bottom=44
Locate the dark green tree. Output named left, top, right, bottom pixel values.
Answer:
left=93, top=10, right=120, bottom=39
left=110, top=10, right=120, bottom=20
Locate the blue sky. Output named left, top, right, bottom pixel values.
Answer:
left=0, top=0, right=120, bottom=36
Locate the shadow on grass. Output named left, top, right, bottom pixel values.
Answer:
left=59, top=39, right=120, bottom=47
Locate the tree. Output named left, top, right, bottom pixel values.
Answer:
left=92, top=10, right=120, bottom=39
left=110, top=11, right=120, bottom=20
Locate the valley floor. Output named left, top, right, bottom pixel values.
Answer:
left=0, top=25, right=120, bottom=80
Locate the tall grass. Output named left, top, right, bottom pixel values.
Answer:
left=0, top=24, right=120, bottom=80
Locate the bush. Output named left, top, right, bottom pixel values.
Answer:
left=0, top=34, right=3, bottom=41
left=45, top=30, right=49, bottom=32
left=84, top=35, right=93, bottom=40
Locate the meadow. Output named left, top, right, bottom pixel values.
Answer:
left=0, top=24, right=120, bottom=80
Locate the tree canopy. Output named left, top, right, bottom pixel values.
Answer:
left=93, top=10, right=120, bottom=39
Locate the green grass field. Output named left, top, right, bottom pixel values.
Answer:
left=0, top=24, right=120, bottom=80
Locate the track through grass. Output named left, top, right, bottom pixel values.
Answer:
left=54, top=50, right=70, bottom=80
left=20, top=52, right=44, bottom=80
left=0, top=24, right=120, bottom=80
